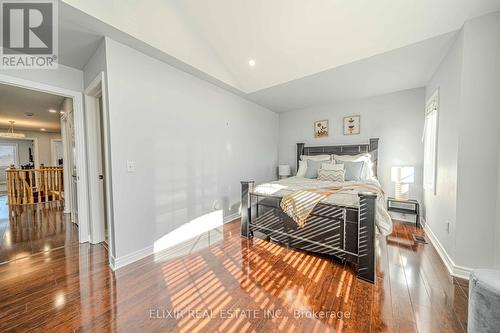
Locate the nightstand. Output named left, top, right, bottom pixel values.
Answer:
left=387, top=197, right=420, bottom=227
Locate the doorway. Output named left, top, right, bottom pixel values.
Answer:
left=0, top=83, right=79, bottom=263
left=0, top=73, right=91, bottom=245
left=51, top=139, right=64, bottom=166
left=84, top=72, right=113, bottom=254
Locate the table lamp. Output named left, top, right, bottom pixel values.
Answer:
left=278, top=164, right=291, bottom=179
left=391, top=166, right=414, bottom=201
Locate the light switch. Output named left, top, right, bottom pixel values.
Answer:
left=126, top=160, right=135, bottom=172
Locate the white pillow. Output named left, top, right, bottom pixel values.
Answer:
left=301, top=154, right=331, bottom=162
left=333, top=153, right=371, bottom=162
left=321, top=163, right=344, bottom=171
left=333, top=153, right=374, bottom=179
left=296, top=160, right=307, bottom=177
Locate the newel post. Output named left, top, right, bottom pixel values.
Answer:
left=240, top=181, right=255, bottom=238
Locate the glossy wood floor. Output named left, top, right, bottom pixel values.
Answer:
left=0, top=219, right=468, bottom=332
left=0, top=195, right=79, bottom=264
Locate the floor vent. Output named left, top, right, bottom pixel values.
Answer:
left=412, top=234, right=427, bottom=244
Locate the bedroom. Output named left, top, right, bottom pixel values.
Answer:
left=0, top=1, right=499, bottom=332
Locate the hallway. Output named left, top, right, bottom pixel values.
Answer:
left=0, top=196, right=78, bottom=264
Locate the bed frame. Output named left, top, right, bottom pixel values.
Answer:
left=240, top=138, right=379, bottom=283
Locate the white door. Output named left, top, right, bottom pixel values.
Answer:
left=51, top=140, right=64, bottom=166
left=62, top=109, right=78, bottom=224
left=96, top=96, right=108, bottom=243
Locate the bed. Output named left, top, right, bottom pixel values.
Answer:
left=240, top=138, right=392, bottom=283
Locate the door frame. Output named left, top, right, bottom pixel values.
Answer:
left=84, top=72, right=115, bottom=257
left=50, top=138, right=63, bottom=166
left=0, top=74, right=91, bottom=243
left=59, top=113, right=73, bottom=215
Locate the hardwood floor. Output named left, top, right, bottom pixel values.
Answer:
left=0, top=219, right=468, bottom=332
left=0, top=195, right=78, bottom=264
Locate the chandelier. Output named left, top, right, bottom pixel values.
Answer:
left=0, top=121, right=26, bottom=138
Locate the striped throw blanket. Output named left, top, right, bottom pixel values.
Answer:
left=280, top=184, right=383, bottom=228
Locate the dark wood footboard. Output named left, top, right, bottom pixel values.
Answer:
left=240, top=181, right=377, bottom=283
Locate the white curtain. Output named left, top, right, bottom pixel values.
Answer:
left=423, top=108, right=437, bottom=191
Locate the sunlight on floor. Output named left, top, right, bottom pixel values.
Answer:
left=153, top=210, right=224, bottom=261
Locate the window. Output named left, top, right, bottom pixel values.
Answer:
left=0, top=143, right=18, bottom=168
left=423, top=90, right=439, bottom=192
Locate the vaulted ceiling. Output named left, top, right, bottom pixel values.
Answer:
left=61, top=0, right=500, bottom=110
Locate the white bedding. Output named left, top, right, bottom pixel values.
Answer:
left=252, top=176, right=393, bottom=235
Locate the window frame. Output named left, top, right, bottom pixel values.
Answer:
left=0, top=142, right=19, bottom=168
left=423, top=89, right=439, bottom=193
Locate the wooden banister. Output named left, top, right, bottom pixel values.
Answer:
left=6, top=165, right=64, bottom=206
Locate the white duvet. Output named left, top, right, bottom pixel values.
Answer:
left=252, top=176, right=393, bottom=236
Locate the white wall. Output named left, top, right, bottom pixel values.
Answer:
left=0, top=64, right=83, bottom=92
left=104, top=38, right=278, bottom=259
left=278, top=88, right=425, bottom=202
left=424, top=11, right=500, bottom=272
left=424, top=31, right=463, bottom=260
left=454, top=11, right=500, bottom=269
left=83, top=39, right=107, bottom=88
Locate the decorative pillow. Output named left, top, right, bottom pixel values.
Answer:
left=318, top=169, right=345, bottom=182
left=321, top=163, right=344, bottom=171
left=305, top=159, right=323, bottom=179
left=337, top=160, right=364, bottom=181
left=296, top=160, right=307, bottom=177
left=334, top=153, right=374, bottom=179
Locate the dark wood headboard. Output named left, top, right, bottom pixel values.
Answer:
left=296, top=138, right=379, bottom=177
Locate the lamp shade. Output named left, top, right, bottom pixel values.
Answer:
left=278, top=164, right=291, bottom=177
left=391, top=166, right=414, bottom=183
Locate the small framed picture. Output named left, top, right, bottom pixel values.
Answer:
left=314, top=120, right=329, bottom=138
left=343, top=115, right=360, bottom=135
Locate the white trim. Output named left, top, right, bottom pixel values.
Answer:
left=223, top=213, right=240, bottom=224
left=423, top=221, right=471, bottom=280
left=60, top=114, right=72, bottom=214
left=84, top=72, right=115, bottom=260
left=110, top=245, right=154, bottom=271
left=50, top=138, right=63, bottom=166
left=0, top=74, right=90, bottom=243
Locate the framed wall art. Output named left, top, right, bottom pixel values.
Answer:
left=343, top=115, right=360, bottom=135
left=314, top=120, right=329, bottom=138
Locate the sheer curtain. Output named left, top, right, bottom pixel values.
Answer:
left=422, top=94, right=438, bottom=192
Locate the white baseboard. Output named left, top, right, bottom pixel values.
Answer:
left=110, top=244, right=154, bottom=271
left=422, top=220, right=471, bottom=280
left=109, top=213, right=241, bottom=271
left=223, top=213, right=240, bottom=223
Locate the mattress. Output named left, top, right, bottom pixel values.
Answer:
left=252, top=176, right=393, bottom=235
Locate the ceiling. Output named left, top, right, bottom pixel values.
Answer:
left=58, top=14, right=103, bottom=69
left=62, top=0, right=500, bottom=96
left=247, top=31, right=457, bottom=112
left=0, top=84, right=65, bottom=133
